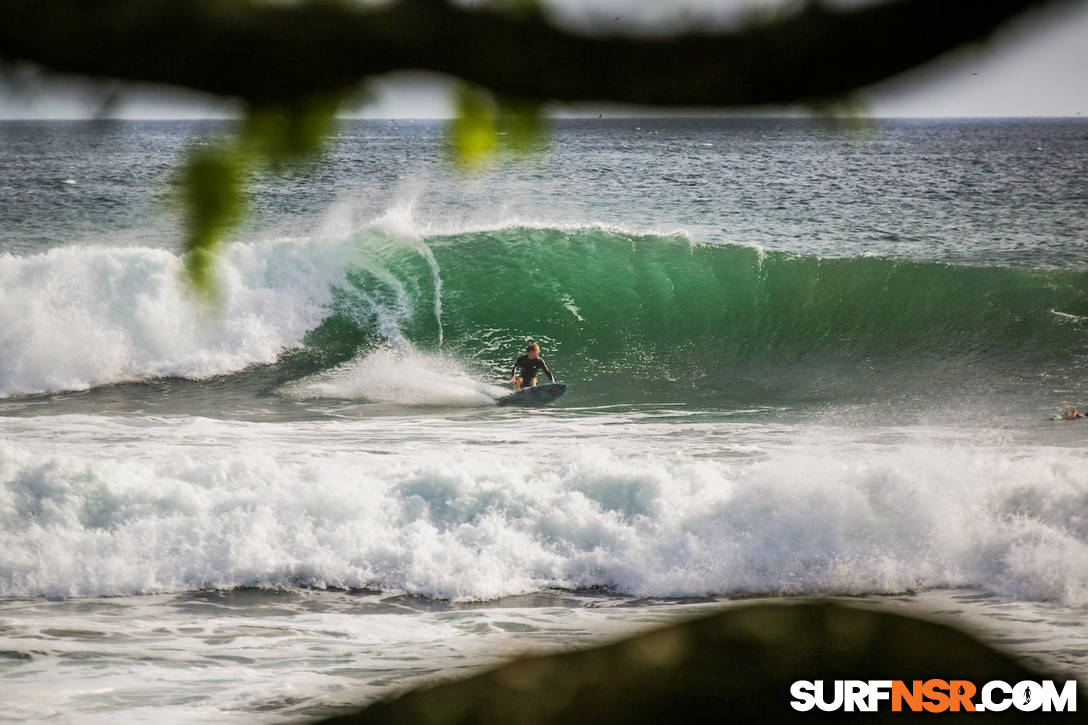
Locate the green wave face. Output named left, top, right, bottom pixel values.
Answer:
left=302, top=227, right=1088, bottom=404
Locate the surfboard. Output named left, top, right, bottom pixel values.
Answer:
left=496, top=382, right=567, bottom=407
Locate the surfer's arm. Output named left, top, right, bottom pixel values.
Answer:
left=540, top=359, right=554, bottom=382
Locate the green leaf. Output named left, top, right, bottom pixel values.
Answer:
left=179, top=145, right=246, bottom=296
left=497, top=97, right=546, bottom=156
left=448, top=84, right=499, bottom=167
left=177, top=93, right=345, bottom=296
left=241, top=95, right=340, bottom=167
left=448, top=85, right=547, bottom=167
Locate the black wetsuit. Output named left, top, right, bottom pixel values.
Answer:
left=511, top=355, right=554, bottom=387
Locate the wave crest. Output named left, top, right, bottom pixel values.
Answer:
left=3, top=225, right=1086, bottom=402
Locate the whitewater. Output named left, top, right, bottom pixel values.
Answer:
left=1, top=118, right=1087, bottom=722
left=5, top=412, right=1088, bottom=602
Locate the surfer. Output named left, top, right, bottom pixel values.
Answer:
left=510, top=342, right=554, bottom=390
left=1060, top=408, right=1086, bottom=420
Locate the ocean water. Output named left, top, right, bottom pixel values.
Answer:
left=1, top=118, right=1087, bottom=722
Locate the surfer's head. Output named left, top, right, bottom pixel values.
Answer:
left=526, top=342, right=540, bottom=358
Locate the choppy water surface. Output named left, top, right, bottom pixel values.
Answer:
left=1, top=118, right=1087, bottom=722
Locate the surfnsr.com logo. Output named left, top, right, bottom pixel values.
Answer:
left=790, top=680, right=1077, bottom=713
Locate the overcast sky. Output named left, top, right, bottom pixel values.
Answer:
left=1, top=0, right=1085, bottom=119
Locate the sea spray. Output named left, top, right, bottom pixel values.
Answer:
left=3, top=225, right=1086, bottom=403
left=3, top=416, right=1087, bottom=605
left=0, top=239, right=357, bottom=396
left=281, top=348, right=506, bottom=406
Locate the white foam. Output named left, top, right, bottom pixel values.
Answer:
left=0, top=238, right=361, bottom=397
left=3, top=417, right=1087, bottom=606
left=0, top=205, right=710, bottom=398
left=1051, top=308, right=1088, bottom=323
left=560, top=293, right=585, bottom=321
left=371, top=198, right=424, bottom=240
left=353, top=190, right=699, bottom=244
left=281, top=348, right=507, bottom=406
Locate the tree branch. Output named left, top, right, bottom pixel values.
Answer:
left=0, top=0, right=1075, bottom=108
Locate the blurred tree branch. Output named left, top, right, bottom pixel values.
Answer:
left=2, top=0, right=1074, bottom=293
left=0, top=0, right=1074, bottom=108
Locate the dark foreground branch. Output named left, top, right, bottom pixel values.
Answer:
left=0, top=0, right=1073, bottom=107
left=317, top=600, right=1085, bottom=724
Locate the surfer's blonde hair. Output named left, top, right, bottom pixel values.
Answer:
left=526, top=342, right=540, bottom=352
